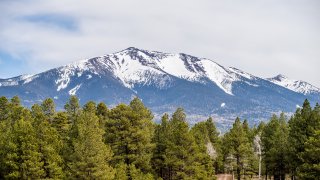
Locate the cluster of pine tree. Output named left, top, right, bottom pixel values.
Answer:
left=215, top=99, right=320, bottom=180
left=0, top=96, right=319, bottom=180
left=0, top=96, right=218, bottom=179
left=260, top=100, right=320, bottom=179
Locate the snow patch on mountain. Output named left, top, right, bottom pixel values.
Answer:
left=86, top=74, right=92, bottom=79
left=0, top=74, right=38, bottom=87
left=69, top=84, right=82, bottom=95
left=200, top=59, right=237, bottom=95
left=267, top=74, right=320, bottom=95
left=0, top=79, right=18, bottom=87
left=55, top=59, right=97, bottom=91
left=157, top=54, right=200, bottom=80
left=228, top=67, right=255, bottom=80
left=22, top=74, right=38, bottom=84
left=96, top=54, right=169, bottom=89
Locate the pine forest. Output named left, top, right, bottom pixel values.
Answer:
left=0, top=96, right=319, bottom=180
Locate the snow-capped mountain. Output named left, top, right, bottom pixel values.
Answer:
left=0, top=47, right=319, bottom=129
left=267, top=74, right=320, bottom=95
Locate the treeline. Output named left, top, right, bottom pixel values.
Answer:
left=0, top=96, right=319, bottom=180
left=219, top=100, right=320, bottom=180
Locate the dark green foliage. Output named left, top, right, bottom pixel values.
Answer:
left=96, top=102, right=109, bottom=129
left=298, top=130, right=320, bottom=179
left=287, top=99, right=320, bottom=179
left=31, top=103, right=65, bottom=179
left=41, top=98, right=55, bottom=118
left=261, top=113, right=289, bottom=179
left=52, top=112, right=70, bottom=137
left=153, top=108, right=216, bottom=179
left=0, top=95, right=318, bottom=179
left=105, top=97, right=155, bottom=178
left=223, top=117, right=254, bottom=180
left=152, top=113, right=170, bottom=178
left=0, top=96, right=9, bottom=121
left=3, top=110, right=45, bottom=179
left=68, top=102, right=115, bottom=179
left=64, top=95, right=80, bottom=123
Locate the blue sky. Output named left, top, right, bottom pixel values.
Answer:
left=0, top=0, right=319, bottom=86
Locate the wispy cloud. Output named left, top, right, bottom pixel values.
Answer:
left=20, top=13, right=78, bottom=31
left=0, top=0, right=319, bottom=86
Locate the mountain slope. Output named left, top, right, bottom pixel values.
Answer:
left=267, top=74, right=320, bottom=95
left=0, top=47, right=319, bottom=128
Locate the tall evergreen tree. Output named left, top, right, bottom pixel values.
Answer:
left=63, top=95, right=81, bottom=175
left=96, top=102, right=109, bottom=129
left=288, top=99, right=320, bottom=178
left=207, top=118, right=224, bottom=174
left=163, top=108, right=214, bottom=179
left=152, top=113, right=170, bottom=178
left=0, top=97, right=10, bottom=178
left=298, top=130, right=320, bottom=179
left=3, top=109, right=45, bottom=179
left=106, top=97, right=154, bottom=178
left=69, top=102, right=114, bottom=179
left=190, top=119, right=216, bottom=178
left=261, top=113, right=289, bottom=180
left=64, top=95, right=80, bottom=124
left=0, top=96, right=9, bottom=121
left=223, top=117, right=252, bottom=180
left=31, top=104, right=65, bottom=179
left=52, top=111, right=71, bottom=138
left=41, top=98, right=56, bottom=122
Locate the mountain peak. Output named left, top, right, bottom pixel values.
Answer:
left=124, top=47, right=140, bottom=51
left=267, top=74, right=320, bottom=95
left=1, top=47, right=320, bottom=126
left=273, top=74, right=288, bottom=80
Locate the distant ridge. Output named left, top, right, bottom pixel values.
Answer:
left=1, top=47, right=319, bottom=128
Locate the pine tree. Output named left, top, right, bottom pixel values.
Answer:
left=63, top=95, right=81, bottom=176
left=11, top=96, right=21, bottom=106
left=223, top=117, right=252, bottom=180
left=190, top=119, right=216, bottom=178
left=3, top=109, right=45, bottom=179
left=261, top=113, right=288, bottom=180
left=64, top=95, right=80, bottom=124
left=114, top=163, right=154, bottom=180
left=31, top=104, right=65, bottom=179
left=0, top=97, right=10, bottom=178
left=41, top=98, right=56, bottom=122
left=205, top=117, right=224, bottom=174
left=164, top=108, right=213, bottom=179
left=205, top=117, right=220, bottom=145
left=292, top=102, right=320, bottom=179
left=96, top=102, right=109, bottom=129
left=242, top=119, right=259, bottom=177
left=152, top=113, right=170, bottom=178
left=69, top=102, right=114, bottom=179
left=106, top=97, right=154, bottom=176
left=298, top=130, right=320, bottom=179
left=0, top=96, right=9, bottom=121
left=52, top=111, right=70, bottom=138
left=288, top=99, right=320, bottom=178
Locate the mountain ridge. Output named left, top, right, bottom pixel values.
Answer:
left=0, top=47, right=319, bottom=128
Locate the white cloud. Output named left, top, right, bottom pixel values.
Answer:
left=0, top=0, right=319, bottom=86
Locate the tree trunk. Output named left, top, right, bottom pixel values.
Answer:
left=237, top=157, right=241, bottom=180
left=265, top=166, right=268, bottom=180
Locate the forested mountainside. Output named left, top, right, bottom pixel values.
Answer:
left=0, top=96, right=319, bottom=179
